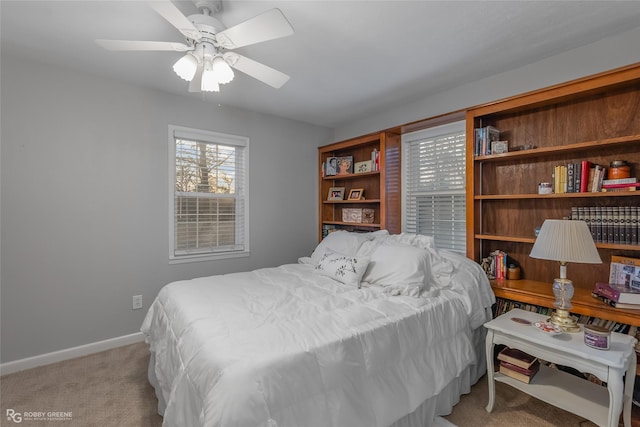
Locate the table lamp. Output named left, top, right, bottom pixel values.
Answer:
left=529, top=219, right=602, bottom=332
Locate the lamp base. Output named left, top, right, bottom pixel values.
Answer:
left=548, top=309, right=581, bottom=333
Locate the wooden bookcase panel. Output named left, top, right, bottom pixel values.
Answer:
left=318, top=132, right=401, bottom=240
left=467, top=62, right=640, bottom=326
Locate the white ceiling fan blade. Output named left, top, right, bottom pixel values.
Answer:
left=148, top=1, right=202, bottom=41
left=216, top=9, right=294, bottom=49
left=224, top=52, right=290, bottom=89
left=188, top=62, right=204, bottom=92
left=95, top=39, right=191, bottom=52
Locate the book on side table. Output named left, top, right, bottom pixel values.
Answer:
left=499, top=359, right=541, bottom=384
left=497, top=347, right=540, bottom=383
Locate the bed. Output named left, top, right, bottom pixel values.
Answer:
left=142, top=231, right=495, bottom=427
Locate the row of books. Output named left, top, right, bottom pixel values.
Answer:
left=473, top=126, right=501, bottom=156
left=569, top=206, right=639, bottom=245
left=551, top=161, right=638, bottom=193
left=483, top=249, right=509, bottom=280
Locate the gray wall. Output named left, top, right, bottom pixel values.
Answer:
left=0, top=54, right=332, bottom=363
left=334, top=26, right=640, bottom=141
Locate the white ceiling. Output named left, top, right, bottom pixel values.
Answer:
left=3, top=1, right=640, bottom=129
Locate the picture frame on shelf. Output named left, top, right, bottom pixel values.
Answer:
left=347, top=188, right=364, bottom=200
left=336, top=156, right=354, bottom=175
left=355, top=160, right=373, bottom=173
left=327, top=187, right=345, bottom=201
left=325, top=157, right=338, bottom=176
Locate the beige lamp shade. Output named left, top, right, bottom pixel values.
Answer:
left=529, top=219, right=602, bottom=265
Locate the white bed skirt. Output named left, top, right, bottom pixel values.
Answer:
left=147, top=325, right=486, bottom=427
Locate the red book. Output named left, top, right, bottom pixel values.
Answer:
left=497, top=347, right=538, bottom=369
left=499, top=359, right=540, bottom=376
left=579, top=160, right=592, bottom=192
left=593, top=282, right=640, bottom=304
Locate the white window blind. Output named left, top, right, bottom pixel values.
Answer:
left=169, top=126, right=249, bottom=262
left=403, top=121, right=466, bottom=253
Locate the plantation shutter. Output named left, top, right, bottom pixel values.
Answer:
left=170, top=126, right=249, bottom=261
left=403, top=121, right=466, bottom=253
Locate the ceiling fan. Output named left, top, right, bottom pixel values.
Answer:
left=96, top=0, right=294, bottom=92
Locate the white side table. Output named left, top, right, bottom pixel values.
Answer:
left=484, top=308, right=637, bottom=427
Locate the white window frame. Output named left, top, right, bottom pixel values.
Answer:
left=168, top=125, right=250, bottom=263
left=402, top=120, right=466, bottom=253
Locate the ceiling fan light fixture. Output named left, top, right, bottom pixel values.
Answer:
left=173, top=53, right=198, bottom=81
left=201, top=60, right=220, bottom=92
left=211, top=56, right=234, bottom=84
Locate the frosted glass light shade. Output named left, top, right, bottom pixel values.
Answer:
left=529, top=219, right=602, bottom=265
left=172, top=54, right=198, bottom=81
left=201, top=61, right=220, bottom=92
left=211, top=56, right=234, bottom=84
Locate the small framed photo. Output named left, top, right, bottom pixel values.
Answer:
left=355, top=160, right=373, bottom=173
left=325, top=157, right=338, bottom=176
left=336, top=156, right=354, bottom=175
left=347, top=188, right=364, bottom=200
left=327, top=187, right=345, bottom=201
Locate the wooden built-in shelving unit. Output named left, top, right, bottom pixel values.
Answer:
left=465, top=62, right=640, bottom=326
left=318, top=131, right=401, bottom=240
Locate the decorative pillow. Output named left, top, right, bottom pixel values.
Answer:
left=310, top=231, right=372, bottom=266
left=362, top=243, right=431, bottom=290
left=316, top=249, right=370, bottom=287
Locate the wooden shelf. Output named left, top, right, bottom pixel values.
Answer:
left=475, top=234, right=640, bottom=251
left=322, top=221, right=381, bottom=228
left=323, top=199, right=381, bottom=204
left=474, top=134, right=640, bottom=163
left=491, top=279, right=640, bottom=325
left=323, top=171, right=380, bottom=180
left=476, top=191, right=639, bottom=200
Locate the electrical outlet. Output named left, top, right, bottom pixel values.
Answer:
left=132, top=295, right=143, bottom=310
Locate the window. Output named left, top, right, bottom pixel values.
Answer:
left=169, top=125, right=249, bottom=262
left=402, top=121, right=466, bottom=253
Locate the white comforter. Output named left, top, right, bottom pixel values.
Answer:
left=142, top=256, right=493, bottom=427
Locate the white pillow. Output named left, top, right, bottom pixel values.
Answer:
left=385, top=233, right=435, bottom=250
left=362, top=243, right=431, bottom=290
left=316, top=249, right=370, bottom=287
left=310, top=231, right=372, bottom=266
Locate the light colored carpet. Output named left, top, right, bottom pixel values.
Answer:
left=0, top=342, right=626, bottom=426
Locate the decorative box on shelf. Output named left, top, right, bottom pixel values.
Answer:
left=342, top=208, right=374, bottom=224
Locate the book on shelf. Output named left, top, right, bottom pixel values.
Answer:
left=497, top=347, right=538, bottom=369
left=474, top=126, right=500, bottom=156
left=594, top=281, right=640, bottom=304
left=591, top=291, right=640, bottom=310
left=499, top=359, right=540, bottom=384
left=602, top=182, right=640, bottom=190
left=609, top=256, right=640, bottom=289
left=580, top=160, right=592, bottom=192
left=591, top=164, right=606, bottom=192
left=603, top=177, right=638, bottom=186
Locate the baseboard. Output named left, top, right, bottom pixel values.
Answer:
left=0, top=332, right=145, bottom=375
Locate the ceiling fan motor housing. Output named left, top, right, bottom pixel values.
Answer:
left=192, top=0, right=223, bottom=15
left=189, top=14, right=226, bottom=44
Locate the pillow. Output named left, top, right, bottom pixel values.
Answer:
left=385, top=233, right=435, bottom=250
left=362, top=243, right=431, bottom=290
left=316, top=249, right=370, bottom=287
left=310, top=231, right=372, bottom=266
